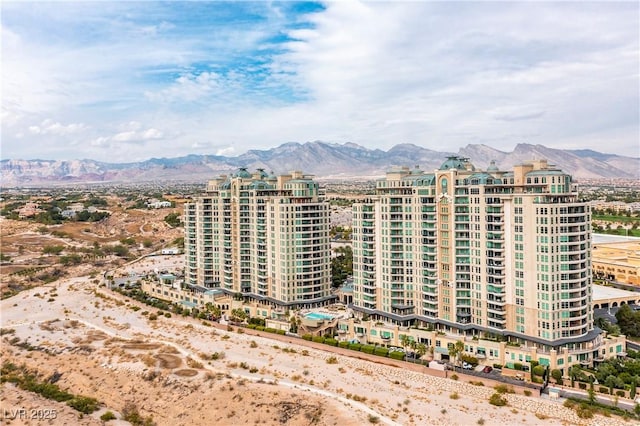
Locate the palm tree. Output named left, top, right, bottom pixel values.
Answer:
left=416, top=343, right=428, bottom=363
left=204, top=302, right=222, bottom=320
left=448, top=340, right=465, bottom=369
left=400, top=334, right=412, bottom=353
left=410, top=340, right=418, bottom=354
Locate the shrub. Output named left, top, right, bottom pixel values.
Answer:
left=148, top=313, right=158, bottom=321
left=255, top=325, right=265, bottom=331
left=264, top=327, right=277, bottom=334
left=164, top=312, right=171, bottom=318
left=211, top=352, right=225, bottom=360
left=532, top=365, right=545, bottom=377
left=326, top=356, right=338, bottom=364
left=523, top=390, right=532, bottom=397
left=578, top=383, right=587, bottom=390
left=551, top=369, right=563, bottom=385
left=477, top=419, right=485, bottom=425
left=246, top=324, right=256, bottom=329
left=494, top=384, right=515, bottom=394
left=575, top=404, right=594, bottom=419
left=324, top=338, right=338, bottom=346
left=301, top=334, right=313, bottom=341
left=367, top=414, right=380, bottom=424
left=513, top=362, right=523, bottom=371
left=493, top=364, right=503, bottom=369
left=616, top=390, right=626, bottom=397
left=374, top=347, right=389, bottom=357
left=361, top=345, right=375, bottom=354
left=348, top=343, right=362, bottom=351
left=389, top=351, right=405, bottom=360
left=121, top=402, right=153, bottom=426
left=599, top=386, right=609, bottom=394
left=450, top=392, right=460, bottom=400
left=312, top=336, right=325, bottom=343
left=450, top=374, right=458, bottom=381
left=249, top=341, right=258, bottom=348
left=460, top=354, right=479, bottom=365
left=67, top=396, right=99, bottom=414
left=338, top=341, right=349, bottom=349
left=276, top=329, right=286, bottom=335
left=100, top=411, right=117, bottom=421
left=489, top=393, right=508, bottom=406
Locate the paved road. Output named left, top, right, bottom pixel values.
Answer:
left=554, top=386, right=637, bottom=412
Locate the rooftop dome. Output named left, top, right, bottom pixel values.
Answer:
left=487, top=160, right=499, bottom=172
left=235, top=167, right=251, bottom=178
left=439, top=156, right=469, bottom=171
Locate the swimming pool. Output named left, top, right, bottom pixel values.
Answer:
left=305, top=312, right=335, bottom=321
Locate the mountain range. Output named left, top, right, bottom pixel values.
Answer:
left=1, top=142, right=638, bottom=187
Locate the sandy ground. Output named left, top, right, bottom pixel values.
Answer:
left=0, top=261, right=630, bottom=425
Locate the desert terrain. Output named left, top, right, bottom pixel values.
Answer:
left=1, top=256, right=630, bottom=426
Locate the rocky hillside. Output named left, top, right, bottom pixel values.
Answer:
left=2, top=142, right=638, bottom=186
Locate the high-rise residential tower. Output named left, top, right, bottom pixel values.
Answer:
left=352, top=157, right=594, bottom=346
left=184, top=168, right=333, bottom=308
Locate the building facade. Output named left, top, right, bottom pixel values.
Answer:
left=184, top=168, right=334, bottom=308
left=592, top=240, right=640, bottom=286
left=351, top=157, right=610, bottom=360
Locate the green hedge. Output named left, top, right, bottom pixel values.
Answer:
left=361, top=345, right=375, bottom=354
left=348, top=343, right=362, bottom=351
left=324, top=338, right=338, bottom=346
left=256, top=325, right=265, bottom=331
left=389, top=351, right=405, bottom=360
left=312, top=336, right=325, bottom=343
left=247, top=324, right=257, bottom=329
left=264, top=327, right=277, bottom=334
left=374, top=347, right=389, bottom=357
left=338, top=341, right=349, bottom=349
left=302, top=334, right=313, bottom=341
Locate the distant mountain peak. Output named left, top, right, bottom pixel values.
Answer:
left=2, top=142, right=638, bottom=186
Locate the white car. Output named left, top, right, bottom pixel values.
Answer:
left=462, top=362, right=473, bottom=370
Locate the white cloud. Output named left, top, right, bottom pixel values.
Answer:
left=28, top=119, right=87, bottom=136
left=216, top=147, right=235, bottom=156
left=145, top=72, right=224, bottom=103
left=2, top=1, right=638, bottom=161
left=91, top=126, right=164, bottom=148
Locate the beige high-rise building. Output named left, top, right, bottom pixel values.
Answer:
left=352, top=157, right=595, bottom=348
left=184, top=168, right=334, bottom=308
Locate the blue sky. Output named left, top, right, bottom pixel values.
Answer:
left=2, top=1, right=638, bottom=162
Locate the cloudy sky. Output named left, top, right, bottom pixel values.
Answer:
left=2, top=1, right=638, bottom=162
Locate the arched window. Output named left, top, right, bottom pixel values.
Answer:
left=441, top=177, right=448, bottom=194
